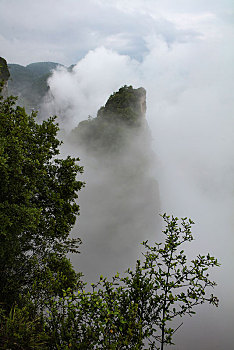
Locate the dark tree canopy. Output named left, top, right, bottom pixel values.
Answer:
left=0, top=79, right=219, bottom=349
left=0, top=89, right=84, bottom=309
left=0, top=57, right=10, bottom=82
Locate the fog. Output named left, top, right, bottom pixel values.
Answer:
left=42, top=32, right=234, bottom=349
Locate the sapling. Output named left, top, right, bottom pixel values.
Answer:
left=46, top=214, right=219, bottom=349
left=137, top=214, right=220, bottom=349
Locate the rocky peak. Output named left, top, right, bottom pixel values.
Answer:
left=70, top=85, right=149, bottom=155
left=97, top=85, right=146, bottom=124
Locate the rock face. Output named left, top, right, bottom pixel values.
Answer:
left=70, top=86, right=160, bottom=281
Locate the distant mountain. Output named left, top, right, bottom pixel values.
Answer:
left=26, top=62, right=61, bottom=77
left=8, top=61, right=63, bottom=112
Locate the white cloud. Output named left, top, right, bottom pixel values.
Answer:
left=43, top=22, right=234, bottom=347
left=43, top=47, right=140, bottom=128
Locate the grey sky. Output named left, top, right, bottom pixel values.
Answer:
left=0, top=0, right=233, bottom=65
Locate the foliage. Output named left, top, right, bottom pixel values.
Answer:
left=0, top=81, right=219, bottom=349
left=0, top=57, right=10, bottom=82
left=0, top=88, right=84, bottom=310
left=97, top=85, right=146, bottom=124
left=0, top=304, right=48, bottom=349
left=45, top=215, right=219, bottom=349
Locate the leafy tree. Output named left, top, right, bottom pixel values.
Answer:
left=46, top=215, right=219, bottom=349
left=0, top=304, right=48, bottom=349
left=0, top=88, right=84, bottom=310
left=0, top=82, right=219, bottom=349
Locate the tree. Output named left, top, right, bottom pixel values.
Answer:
left=0, top=88, right=84, bottom=310
left=46, top=215, right=219, bottom=349
left=0, top=84, right=219, bottom=349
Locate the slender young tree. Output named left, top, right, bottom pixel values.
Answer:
left=46, top=214, right=219, bottom=349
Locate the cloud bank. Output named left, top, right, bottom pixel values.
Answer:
left=1, top=0, right=232, bottom=65
left=42, top=22, right=234, bottom=349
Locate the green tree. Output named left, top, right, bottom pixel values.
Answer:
left=46, top=215, right=219, bottom=349
left=0, top=304, right=48, bottom=349
left=0, top=88, right=84, bottom=310
left=0, top=84, right=219, bottom=349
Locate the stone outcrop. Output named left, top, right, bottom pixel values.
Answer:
left=0, top=57, right=10, bottom=81
left=0, top=57, right=10, bottom=97
left=70, top=86, right=149, bottom=155
left=70, top=86, right=160, bottom=281
left=98, top=85, right=146, bottom=121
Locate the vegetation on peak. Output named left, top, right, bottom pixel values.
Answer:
left=98, top=85, right=146, bottom=123
left=70, top=85, right=148, bottom=155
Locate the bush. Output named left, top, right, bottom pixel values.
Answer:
left=45, top=215, right=219, bottom=349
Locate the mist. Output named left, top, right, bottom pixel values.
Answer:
left=41, top=29, right=234, bottom=350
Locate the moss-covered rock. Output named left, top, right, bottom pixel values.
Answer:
left=0, top=57, right=10, bottom=82
left=97, top=85, right=146, bottom=123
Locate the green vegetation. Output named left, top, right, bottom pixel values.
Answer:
left=7, top=61, right=77, bottom=113
left=45, top=214, right=219, bottom=350
left=0, top=87, right=84, bottom=312
left=0, top=82, right=219, bottom=349
left=97, top=85, right=146, bottom=123
left=0, top=57, right=10, bottom=82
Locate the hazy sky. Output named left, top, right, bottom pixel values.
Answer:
left=0, top=0, right=233, bottom=65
